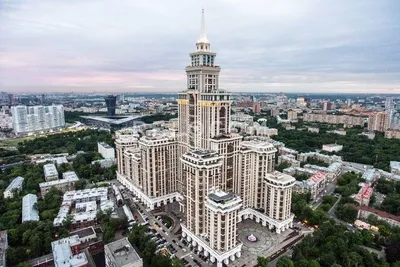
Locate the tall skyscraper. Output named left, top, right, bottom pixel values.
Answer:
left=105, top=95, right=117, bottom=117
left=115, top=10, right=295, bottom=267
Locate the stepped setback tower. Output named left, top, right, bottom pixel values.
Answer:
left=116, top=10, right=295, bottom=267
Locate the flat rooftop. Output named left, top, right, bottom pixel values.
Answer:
left=81, top=115, right=145, bottom=125
left=105, top=238, right=141, bottom=266
left=208, top=190, right=236, bottom=203
left=390, top=161, right=400, bottom=170
left=99, top=142, right=112, bottom=149
left=71, top=227, right=96, bottom=239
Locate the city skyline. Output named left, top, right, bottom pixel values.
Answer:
left=1, top=0, right=400, bottom=93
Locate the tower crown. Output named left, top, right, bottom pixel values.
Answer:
left=196, top=9, right=210, bottom=52
left=197, top=9, right=208, bottom=44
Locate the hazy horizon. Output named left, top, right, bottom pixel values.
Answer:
left=1, top=0, right=400, bottom=94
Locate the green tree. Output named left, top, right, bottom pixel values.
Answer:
left=257, top=256, right=269, bottom=267
left=277, top=256, right=294, bottom=267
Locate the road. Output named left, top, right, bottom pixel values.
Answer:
left=129, top=197, right=208, bottom=267
left=311, top=181, right=337, bottom=210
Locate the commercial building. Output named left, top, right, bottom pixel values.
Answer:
left=3, top=176, right=24, bottom=198
left=11, top=105, right=65, bottom=135
left=51, top=235, right=88, bottom=267
left=0, top=231, right=7, bottom=267
left=322, top=144, right=343, bottom=153
left=105, top=95, right=117, bottom=117
left=43, top=163, right=58, bottom=181
left=115, top=11, right=295, bottom=267
left=98, top=142, right=115, bottom=159
left=22, top=194, right=39, bottom=222
left=104, top=238, right=143, bottom=267
left=390, top=161, right=400, bottom=175
left=39, top=172, right=79, bottom=197
left=368, top=112, right=389, bottom=132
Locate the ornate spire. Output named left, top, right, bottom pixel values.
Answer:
left=198, top=9, right=208, bottom=43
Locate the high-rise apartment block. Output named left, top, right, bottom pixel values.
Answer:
left=368, top=112, right=390, bottom=132
left=115, top=10, right=295, bottom=267
left=303, top=113, right=365, bottom=127
left=11, top=105, right=65, bottom=135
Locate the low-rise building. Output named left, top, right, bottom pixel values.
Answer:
left=70, top=227, right=97, bottom=244
left=377, top=169, right=400, bottom=182
left=39, top=172, right=79, bottom=197
left=37, top=156, right=68, bottom=165
left=307, top=127, right=319, bottom=133
left=360, top=132, right=375, bottom=140
left=355, top=205, right=400, bottom=228
left=385, top=130, right=400, bottom=139
left=294, top=172, right=327, bottom=200
left=92, top=158, right=116, bottom=168
left=322, top=144, right=343, bottom=153
left=53, top=187, right=113, bottom=230
left=0, top=231, right=7, bottom=267
left=3, top=176, right=24, bottom=198
left=279, top=147, right=299, bottom=157
left=362, top=169, right=379, bottom=184
left=278, top=155, right=300, bottom=167
left=298, top=152, right=342, bottom=164
left=22, top=194, right=39, bottom=222
left=43, top=163, right=59, bottom=181
left=98, top=142, right=115, bottom=159
left=104, top=237, right=143, bottom=267
left=52, top=235, right=88, bottom=267
left=327, top=129, right=346, bottom=136
left=390, top=161, right=400, bottom=175
left=354, top=184, right=373, bottom=206
left=303, top=162, right=343, bottom=181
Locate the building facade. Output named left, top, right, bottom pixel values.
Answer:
left=115, top=10, right=295, bottom=267
left=368, top=112, right=389, bottom=132
left=11, top=105, right=65, bottom=135
left=98, top=142, right=116, bottom=159
left=105, top=95, right=117, bottom=117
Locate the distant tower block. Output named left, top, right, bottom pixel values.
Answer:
left=105, top=95, right=117, bottom=117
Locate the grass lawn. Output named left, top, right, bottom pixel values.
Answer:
left=161, top=215, right=174, bottom=228
left=0, top=136, right=36, bottom=147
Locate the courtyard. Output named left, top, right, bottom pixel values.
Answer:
left=231, top=219, right=295, bottom=267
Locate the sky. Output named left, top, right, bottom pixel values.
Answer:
left=1, top=0, right=400, bottom=94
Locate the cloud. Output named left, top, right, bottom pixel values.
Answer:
left=0, top=0, right=399, bottom=93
